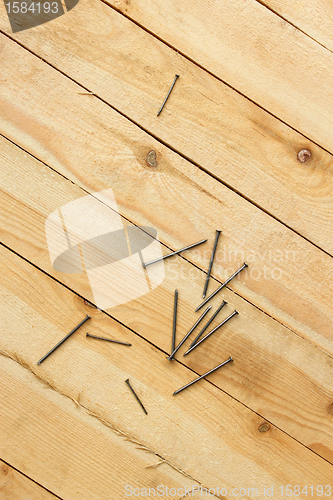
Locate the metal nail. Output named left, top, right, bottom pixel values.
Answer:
left=187, top=300, right=227, bottom=350
left=183, top=310, right=238, bottom=356
left=86, top=333, right=131, bottom=346
left=37, top=315, right=91, bottom=365
left=173, top=357, right=233, bottom=395
left=171, top=290, right=178, bottom=353
left=125, top=379, right=148, bottom=415
left=203, top=230, right=221, bottom=298
left=195, top=263, right=248, bottom=311
left=157, top=74, right=179, bottom=116
left=168, top=306, right=212, bottom=361
left=142, top=239, right=207, bottom=268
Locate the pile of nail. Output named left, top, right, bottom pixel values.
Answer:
left=144, top=231, right=247, bottom=396
left=36, top=231, right=247, bottom=415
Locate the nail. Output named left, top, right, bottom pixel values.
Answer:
left=183, top=310, right=238, bottom=356
left=203, top=230, right=221, bottom=298
left=168, top=306, right=212, bottom=361
left=187, top=300, right=227, bottom=350
left=171, top=290, right=178, bottom=353
left=86, top=333, right=131, bottom=346
left=125, top=379, right=148, bottom=415
left=157, top=74, right=179, bottom=116
left=173, top=357, right=233, bottom=395
left=37, top=315, right=90, bottom=365
left=143, top=239, right=207, bottom=268
left=195, top=263, right=248, bottom=311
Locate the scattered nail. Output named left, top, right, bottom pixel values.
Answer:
left=168, top=306, right=212, bottom=361
left=37, top=315, right=91, bottom=365
left=258, top=422, right=270, bottom=433
left=143, top=239, right=207, bottom=268
left=195, top=263, right=248, bottom=312
left=86, top=333, right=131, bottom=346
left=157, top=74, right=179, bottom=116
left=171, top=290, right=178, bottom=353
left=173, top=357, right=233, bottom=395
left=125, top=379, right=148, bottom=415
left=297, top=149, right=312, bottom=163
left=187, top=300, right=227, bottom=351
left=146, top=150, right=157, bottom=167
left=203, top=230, right=222, bottom=298
left=184, top=310, right=238, bottom=356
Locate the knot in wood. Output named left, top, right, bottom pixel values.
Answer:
left=258, top=422, right=270, bottom=433
left=297, top=149, right=312, bottom=163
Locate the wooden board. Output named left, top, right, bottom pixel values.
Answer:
left=258, top=0, right=333, bottom=52
left=2, top=137, right=333, bottom=466
left=1, top=7, right=333, bottom=256
left=0, top=461, right=59, bottom=500
left=1, top=245, right=333, bottom=500
left=1, top=37, right=333, bottom=359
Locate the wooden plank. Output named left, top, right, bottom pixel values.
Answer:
left=1, top=12, right=333, bottom=256
left=0, top=361, right=205, bottom=500
left=1, top=148, right=333, bottom=467
left=1, top=247, right=333, bottom=500
left=0, top=460, right=60, bottom=500
left=1, top=37, right=333, bottom=358
left=104, top=0, right=333, bottom=155
left=257, top=0, right=333, bottom=52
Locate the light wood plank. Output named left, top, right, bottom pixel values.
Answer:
left=1, top=246, right=333, bottom=499
left=1, top=37, right=333, bottom=359
left=1, top=9, right=333, bottom=255
left=1, top=151, right=333, bottom=467
left=0, top=460, right=60, bottom=500
left=257, top=0, right=333, bottom=53
left=105, top=0, right=333, bottom=154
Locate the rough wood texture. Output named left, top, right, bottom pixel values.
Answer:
left=1, top=37, right=333, bottom=359
left=1, top=246, right=333, bottom=500
left=106, top=0, right=333, bottom=156
left=0, top=461, right=59, bottom=500
left=258, top=0, right=333, bottom=52
left=1, top=138, right=333, bottom=465
left=1, top=7, right=333, bottom=255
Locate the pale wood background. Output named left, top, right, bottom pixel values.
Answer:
left=1, top=1, right=333, bottom=499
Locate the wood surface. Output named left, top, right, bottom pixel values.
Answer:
left=1, top=245, right=333, bottom=500
left=106, top=0, right=333, bottom=156
left=1, top=131, right=333, bottom=466
left=1, top=36, right=333, bottom=359
left=258, top=0, right=333, bottom=52
left=1, top=4, right=333, bottom=255
left=1, top=0, right=333, bottom=498
left=0, top=461, right=59, bottom=500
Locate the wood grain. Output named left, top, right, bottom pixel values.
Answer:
left=1, top=246, right=333, bottom=499
left=258, top=0, right=333, bottom=52
left=1, top=36, right=333, bottom=358
left=0, top=461, right=59, bottom=500
left=105, top=0, right=333, bottom=155
left=1, top=144, right=333, bottom=466
left=1, top=8, right=333, bottom=255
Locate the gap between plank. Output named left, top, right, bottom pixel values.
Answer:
left=0, top=458, right=64, bottom=500
left=1, top=29, right=333, bottom=263
left=1, top=128, right=333, bottom=361
left=254, top=0, right=333, bottom=56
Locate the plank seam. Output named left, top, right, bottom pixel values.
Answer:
left=1, top=30, right=333, bottom=259
left=254, top=0, right=333, bottom=56
left=1, top=130, right=333, bottom=360
left=0, top=458, right=64, bottom=499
